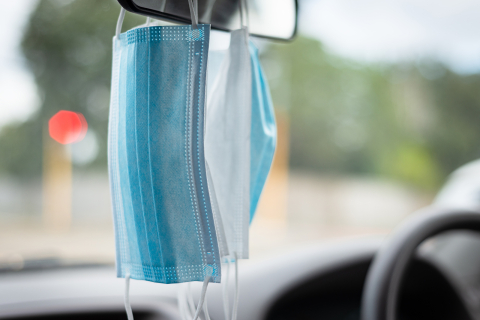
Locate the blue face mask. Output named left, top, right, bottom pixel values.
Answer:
left=108, top=13, right=221, bottom=286
left=249, top=41, right=277, bottom=222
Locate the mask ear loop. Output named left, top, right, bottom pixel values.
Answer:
left=124, top=273, right=135, bottom=320
left=178, top=284, right=195, bottom=320
left=222, top=259, right=231, bottom=320
left=231, top=252, right=240, bottom=320
left=238, top=0, right=249, bottom=29
left=116, top=8, right=126, bottom=39
left=186, top=282, right=197, bottom=317
left=146, top=17, right=151, bottom=27
left=116, top=8, right=133, bottom=320
left=192, top=266, right=213, bottom=320
left=203, top=296, right=212, bottom=320
left=188, top=0, right=199, bottom=29
left=231, top=0, right=249, bottom=292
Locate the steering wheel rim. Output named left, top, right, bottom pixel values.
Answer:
left=360, top=206, right=480, bottom=320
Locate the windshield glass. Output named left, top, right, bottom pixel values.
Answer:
left=1, top=0, right=480, bottom=266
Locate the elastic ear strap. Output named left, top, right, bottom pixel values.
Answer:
left=186, top=283, right=197, bottom=318
left=124, top=273, right=134, bottom=320
left=222, top=260, right=231, bottom=320
left=192, top=268, right=213, bottom=320
left=177, top=286, right=187, bottom=320
left=239, top=0, right=249, bottom=29
left=231, top=253, right=239, bottom=320
left=116, top=8, right=126, bottom=38
left=188, top=0, right=199, bottom=29
left=203, top=296, right=212, bottom=320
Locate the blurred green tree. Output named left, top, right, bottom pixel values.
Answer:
left=261, top=36, right=480, bottom=190
left=1, top=1, right=480, bottom=191
left=0, top=0, right=143, bottom=178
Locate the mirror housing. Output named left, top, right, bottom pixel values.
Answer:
left=117, top=0, right=298, bottom=41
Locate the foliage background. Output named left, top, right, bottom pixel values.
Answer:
left=1, top=0, right=480, bottom=192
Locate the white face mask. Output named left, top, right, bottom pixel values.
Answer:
left=205, top=27, right=252, bottom=260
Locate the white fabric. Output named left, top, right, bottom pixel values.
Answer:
left=205, top=28, right=252, bottom=259
left=222, top=260, right=231, bottom=320
left=231, top=254, right=239, bottom=320
left=206, top=162, right=229, bottom=258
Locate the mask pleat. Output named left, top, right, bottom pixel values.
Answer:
left=125, top=39, right=155, bottom=282
left=109, top=38, right=125, bottom=275
left=118, top=38, right=144, bottom=279
left=188, top=28, right=221, bottom=278
left=134, top=31, right=164, bottom=283
left=144, top=31, right=167, bottom=283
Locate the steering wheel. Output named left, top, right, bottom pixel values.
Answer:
left=360, top=207, right=480, bottom=320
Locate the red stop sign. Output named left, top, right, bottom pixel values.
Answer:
left=49, top=111, right=88, bottom=145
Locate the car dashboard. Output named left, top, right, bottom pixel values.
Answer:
left=0, top=237, right=476, bottom=320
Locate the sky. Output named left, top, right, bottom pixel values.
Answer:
left=0, top=0, right=39, bottom=128
left=300, top=0, right=480, bottom=73
left=1, top=0, right=480, bottom=127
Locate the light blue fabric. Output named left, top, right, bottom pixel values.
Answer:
left=108, top=24, right=221, bottom=284
left=249, top=41, right=277, bottom=222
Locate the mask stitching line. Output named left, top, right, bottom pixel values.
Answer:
left=144, top=28, right=166, bottom=283
left=186, top=26, right=207, bottom=277
left=121, top=263, right=206, bottom=282
left=193, top=27, right=208, bottom=269
left=196, top=26, right=219, bottom=280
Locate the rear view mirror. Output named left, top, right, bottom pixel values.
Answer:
left=117, top=0, right=298, bottom=41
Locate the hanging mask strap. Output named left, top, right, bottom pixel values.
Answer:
left=231, top=252, right=240, bottom=320
left=188, top=0, right=199, bottom=29
left=124, top=273, right=134, bottom=320
left=178, top=283, right=197, bottom=320
left=116, top=8, right=126, bottom=39
left=203, top=296, right=212, bottom=320
left=238, top=0, right=249, bottom=29
left=222, top=259, right=231, bottom=320
left=192, top=266, right=213, bottom=320
left=186, top=283, right=197, bottom=318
